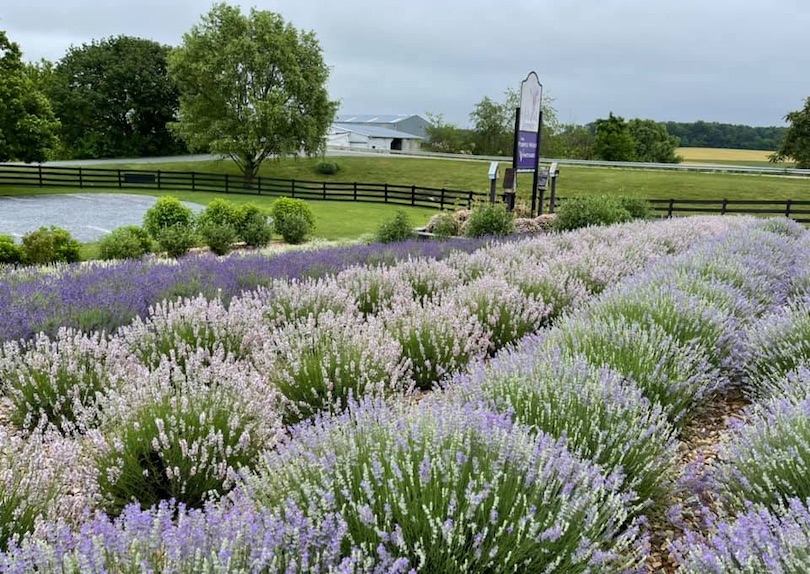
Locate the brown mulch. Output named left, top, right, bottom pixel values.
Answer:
left=643, top=389, right=750, bottom=573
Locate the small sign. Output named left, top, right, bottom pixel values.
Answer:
left=537, top=168, right=550, bottom=190
left=503, top=168, right=516, bottom=189
left=516, top=130, right=540, bottom=170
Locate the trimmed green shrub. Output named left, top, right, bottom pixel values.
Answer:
left=155, top=224, right=197, bottom=258
left=21, top=226, right=81, bottom=265
left=375, top=210, right=414, bottom=243
left=431, top=212, right=458, bottom=238
left=143, top=196, right=194, bottom=239
left=270, top=198, right=314, bottom=244
left=617, top=196, right=652, bottom=219
left=0, top=234, right=23, bottom=265
left=274, top=213, right=311, bottom=244
left=98, top=226, right=152, bottom=261
left=235, top=203, right=273, bottom=247
left=464, top=202, right=514, bottom=238
left=314, top=161, right=340, bottom=175
left=197, top=198, right=240, bottom=230
left=199, top=222, right=236, bottom=256
left=552, top=196, right=633, bottom=232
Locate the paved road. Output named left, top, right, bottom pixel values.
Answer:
left=0, top=193, right=203, bottom=243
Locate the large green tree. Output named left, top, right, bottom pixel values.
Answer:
left=771, top=97, right=810, bottom=169
left=48, top=35, right=185, bottom=159
left=593, top=113, right=637, bottom=162
left=628, top=118, right=681, bottom=163
left=0, top=31, right=59, bottom=163
left=169, top=3, right=337, bottom=182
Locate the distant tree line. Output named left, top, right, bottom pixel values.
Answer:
left=663, top=121, right=787, bottom=151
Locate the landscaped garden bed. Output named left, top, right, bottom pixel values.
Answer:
left=2, top=215, right=810, bottom=572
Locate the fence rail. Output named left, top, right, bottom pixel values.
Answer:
left=0, top=163, right=486, bottom=211
left=541, top=196, right=810, bottom=224
left=2, top=163, right=809, bottom=224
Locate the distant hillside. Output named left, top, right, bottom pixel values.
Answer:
left=662, top=121, right=787, bottom=151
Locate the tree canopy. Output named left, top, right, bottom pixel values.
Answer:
left=0, top=31, right=59, bottom=163
left=593, top=113, right=637, bottom=162
left=169, top=3, right=337, bottom=182
left=628, top=118, right=681, bottom=163
left=771, top=97, right=810, bottom=169
left=48, top=35, right=185, bottom=159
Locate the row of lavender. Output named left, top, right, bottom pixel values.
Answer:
left=0, top=216, right=791, bottom=572
left=672, top=231, right=810, bottom=573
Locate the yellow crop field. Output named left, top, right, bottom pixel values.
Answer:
left=677, top=147, right=775, bottom=164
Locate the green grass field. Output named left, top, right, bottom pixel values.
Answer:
left=93, top=155, right=810, bottom=204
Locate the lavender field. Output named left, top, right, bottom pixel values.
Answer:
left=2, top=215, right=810, bottom=572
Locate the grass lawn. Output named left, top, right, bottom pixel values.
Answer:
left=93, top=155, right=810, bottom=204
left=0, top=185, right=438, bottom=249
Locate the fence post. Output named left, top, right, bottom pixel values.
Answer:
left=117, top=170, right=122, bottom=189
left=537, top=188, right=545, bottom=215
left=411, top=185, right=416, bottom=206
left=667, top=198, right=674, bottom=218
left=225, top=174, right=230, bottom=194
left=353, top=182, right=357, bottom=201
left=257, top=176, right=262, bottom=195
left=721, top=198, right=728, bottom=215
left=38, top=164, right=43, bottom=187
left=156, top=170, right=161, bottom=190
left=79, top=167, right=83, bottom=189
left=384, top=183, right=388, bottom=203
left=291, top=180, right=296, bottom=198
left=785, top=199, right=793, bottom=218
left=468, top=191, right=473, bottom=209
left=323, top=180, right=327, bottom=200
left=191, top=172, right=196, bottom=191
left=440, top=188, right=446, bottom=210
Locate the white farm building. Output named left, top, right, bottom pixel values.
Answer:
left=327, top=114, right=430, bottom=152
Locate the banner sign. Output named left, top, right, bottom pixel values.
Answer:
left=516, top=130, right=540, bottom=170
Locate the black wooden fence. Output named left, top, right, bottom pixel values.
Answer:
left=2, top=164, right=809, bottom=223
left=0, top=164, right=487, bottom=211
left=539, top=195, right=810, bottom=224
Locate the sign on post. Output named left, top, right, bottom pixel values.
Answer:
left=511, top=71, right=544, bottom=214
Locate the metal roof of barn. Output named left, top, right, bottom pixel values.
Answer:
left=333, top=123, right=423, bottom=139
left=336, top=114, right=417, bottom=124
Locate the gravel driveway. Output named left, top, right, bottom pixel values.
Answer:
left=0, top=193, right=204, bottom=243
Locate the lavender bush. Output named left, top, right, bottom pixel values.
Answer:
left=92, top=352, right=282, bottom=516
left=381, top=296, right=489, bottom=390
left=334, top=264, right=409, bottom=316
left=452, top=342, right=679, bottom=509
left=672, top=498, right=810, bottom=573
left=448, top=277, right=552, bottom=353
left=117, top=295, right=261, bottom=370
left=251, top=311, right=412, bottom=425
left=715, top=396, right=810, bottom=512
left=249, top=399, right=647, bottom=573
left=544, top=315, right=721, bottom=426
left=742, top=302, right=810, bottom=397
left=237, top=277, right=358, bottom=328
left=388, top=258, right=463, bottom=303
left=0, top=329, right=125, bottom=436
left=0, top=494, right=382, bottom=573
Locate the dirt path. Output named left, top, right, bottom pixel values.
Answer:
left=644, top=389, right=750, bottom=573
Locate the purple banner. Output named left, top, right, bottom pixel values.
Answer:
left=516, top=130, right=540, bottom=170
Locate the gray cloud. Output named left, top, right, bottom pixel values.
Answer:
left=3, top=0, right=808, bottom=126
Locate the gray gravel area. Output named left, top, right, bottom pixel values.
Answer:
left=0, top=193, right=204, bottom=243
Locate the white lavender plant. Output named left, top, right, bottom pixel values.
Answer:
left=380, top=296, right=490, bottom=390
left=335, top=264, right=410, bottom=315
left=251, top=311, right=412, bottom=425
left=448, top=276, right=552, bottom=354
left=91, top=351, right=283, bottom=516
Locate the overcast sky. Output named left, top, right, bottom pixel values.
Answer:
left=3, top=0, right=809, bottom=127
